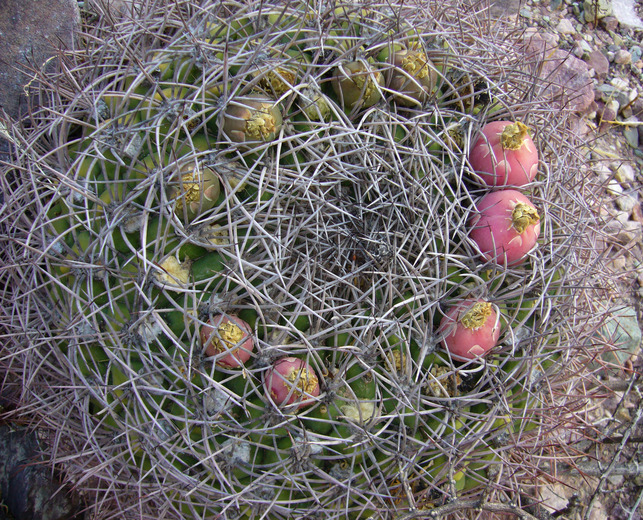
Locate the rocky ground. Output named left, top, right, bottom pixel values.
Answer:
left=1, top=0, right=642, bottom=519
left=491, top=1, right=643, bottom=519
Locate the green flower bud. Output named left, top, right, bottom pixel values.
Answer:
left=221, top=94, right=283, bottom=147
left=388, top=47, right=437, bottom=107
left=167, top=161, right=220, bottom=222
left=331, top=60, right=383, bottom=112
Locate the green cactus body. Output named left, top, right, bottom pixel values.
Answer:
left=13, top=1, right=603, bottom=518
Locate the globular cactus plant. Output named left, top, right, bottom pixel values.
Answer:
left=0, top=1, right=619, bottom=519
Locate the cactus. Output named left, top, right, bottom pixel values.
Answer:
left=0, top=0, right=618, bottom=519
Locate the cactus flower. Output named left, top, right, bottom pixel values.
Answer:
left=387, top=47, right=437, bottom=107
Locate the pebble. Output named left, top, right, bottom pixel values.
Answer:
left=606, top=99, right=621, bottom=116
left=574, top=39, right=593, bottom=58
left=614, top=49, right=633, bottom=65
left=615, top=193, right=639, bottom=212
left=600, top=305, right=642, bottom=364
left=556, top=17, right=576, bottom=33
left=600, top=16, right=620, bottom=31
left=615, top=163, right=636, bottom=183
left=604, top=213, right=643, bottom=243
left=586, top=49, right=610, bottom=79
left=583, top=0, right=612, bottom=21
left=610, top=77, right=630, bottom=91
left=623, top=119, right=640, bottom=148
left=607, top=179, right=624, bottom=196
left=631, top=45, right=643, bottom=63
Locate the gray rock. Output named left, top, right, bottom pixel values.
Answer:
left=623, top=119, right=640, bottom=148
left=596, top=83, right=632, bottom=109
left=615, top=193, right=639, bottom=213
left=612, top=0, right=643, bottom=29
left=583, top=0, right=612, bottom=22
left=520, top=7, right=534, bottom=18
left=601, top=306, right=642, bottom=365
left=0, top=0, right=80, bottom=120
left=631, top=45, right=643, bottom=63
left=0, top=426, right=82, bottom=520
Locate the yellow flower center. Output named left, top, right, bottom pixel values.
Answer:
left=500, top=121, right=531, bottom=151
left=512, top=203, right=540, bottom=234
left=350, top=67, right=378, bottom=100
left=246, top=108, right=278, bottom=140
left=211, top=321, right=245, bottom=354
left=401, top=51, right=429, bottom=79
left=285, top=365, right=319, bottom=397
left=460, top=302, right=493, bottom=330
left=259, top=67, right=296, bottom=96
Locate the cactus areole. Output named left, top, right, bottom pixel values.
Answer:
left=439, top=299, right=501, bottom=360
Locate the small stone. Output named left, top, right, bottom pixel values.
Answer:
left=598, top=106, right=617, bottom=129
left=586, top=50, right=610, bottom=79
left=612, top=34, right=625, bottom=48
left=607, top=179, right=624, bottom=196
left=632, top=202, right=643, bottom=223
left=606, top=99, right=621, bottom=115
left=614, top=49, right=633, bottom=65
left=608, top=218, right=642, bottom=243
left=520, top=7, right=533, bottom=18
left=611, top=256, right=628, bottom=271
left=624, top=121, right=640, bottom=148
left=615, top=193, right=639, bottom=213
left=584, top=0, right=612, bottom=21
left=600, top=16, right=620, bottom=31
left=550, top=0, right=563, bottom=9
left=600, top=305, right=642, bottom=365
left=610, top=77, right=629, bottom=91
left=556, top=17, right=576, bottom=33
left=594, top=162, right=613, bottom=183
left=631, top=45, right=643, bottom=63
left=615, top=163, right=636, bottom=183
